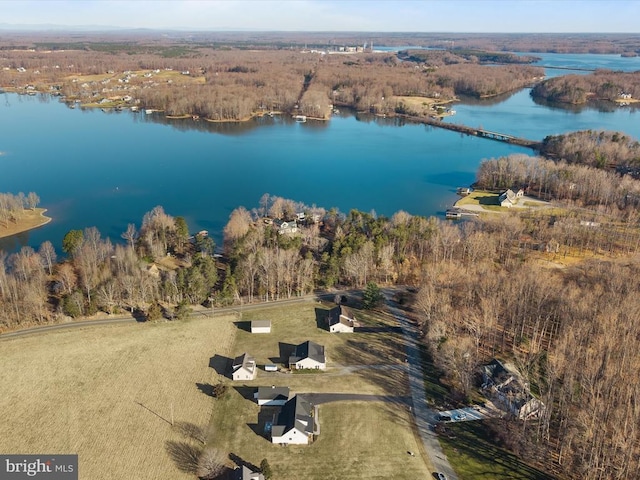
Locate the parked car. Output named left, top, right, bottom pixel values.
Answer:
left=436, top=473, right=447, bottom=480
left=437, top=414, right=451, bottom=422
left=453, top=412, right=467, bottom=421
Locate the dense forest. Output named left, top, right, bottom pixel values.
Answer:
left=540, top=130, right=640, bottom=170
left=531, top=70, right=640, bottom=104
left=0, top=43, right=542, bottom=120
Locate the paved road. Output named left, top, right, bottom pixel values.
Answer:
left=0, top=294, right=316, bottom=341
left=385, top=291, right=459, bottom=480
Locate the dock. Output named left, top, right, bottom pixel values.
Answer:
left=446, top=208, right=479, bottom=219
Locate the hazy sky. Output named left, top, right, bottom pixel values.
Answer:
left=2, top=0, right=639, bottom=32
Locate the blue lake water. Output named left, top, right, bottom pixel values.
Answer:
left=1, top=51, right=639, bottom=253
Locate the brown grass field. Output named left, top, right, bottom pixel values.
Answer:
left=0, top=301, right=432, bottom=479
left=0, top=316, right=236, bottom=480
left=0, top=208, right=51, bottom=239
left=206, top=302, right=433, bottom=479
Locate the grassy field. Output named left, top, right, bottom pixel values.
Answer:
left=438, top=421, right=556, bottom=480
left=0, top=300, right=431, bottom=479
left=0, top=315, right=236, bottom=480
left=0, top=208, right=51, bottom=239
left=205, top=301, right=433, bottom=479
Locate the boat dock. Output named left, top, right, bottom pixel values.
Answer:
left=446, top=208, right=479, bottom=219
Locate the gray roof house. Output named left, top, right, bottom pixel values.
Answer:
left=254, top=386, right=290, bottom=406
left=231, top=353, right=257, bottom=381
left=498, top=188, right=524, bottom=208
left=289, top=341, right=326, bottom=370
left=327, top=305, right=356, bottom=333
left=271, top=395, right=316, bottom=445
left=273, top=219, right=298, bottom=235
left=482, top=359, right=544, bottom=420
left=235, top=465, right=264, bottom=480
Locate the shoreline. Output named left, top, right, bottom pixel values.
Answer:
left=0, top=208, right=52, bottom=239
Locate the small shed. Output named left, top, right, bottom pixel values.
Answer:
left=251, top=320, right=271, bottom=334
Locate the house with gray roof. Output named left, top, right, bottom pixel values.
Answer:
left=271, top=395, right=316, bottom=445
left=288, top=340, right=326, bottom=370
left=327, top=305, right=356, bottom=333
left=254, top=386, right=290, bottom=406
left=231, top=353, right=257, bottom=381
left=482, top=359, right=544, bottom=420
left=235, top=465, right=264, bottom=480
left=498, top=188, right=524, bottom=208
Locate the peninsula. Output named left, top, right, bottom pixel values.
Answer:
left=0, top=208, right=51, bottom=239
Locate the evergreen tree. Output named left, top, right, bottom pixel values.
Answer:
left=362, top=282, right=383, bottom=309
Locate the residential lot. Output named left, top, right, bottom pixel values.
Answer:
left=0, top=300, right=432, bottom=479
left=209, top=301, right=433, bottom=479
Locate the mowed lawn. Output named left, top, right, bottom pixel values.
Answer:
left=206, top=301, right=432, bottom=479
left=0, top=301, right=431, bottom=480
left=0, top=316, right=236, bottom=480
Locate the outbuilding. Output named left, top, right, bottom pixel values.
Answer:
left=251, top=320, right=271, bottom=334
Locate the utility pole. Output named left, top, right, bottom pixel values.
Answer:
left=209, top=294, right=215, bottom=318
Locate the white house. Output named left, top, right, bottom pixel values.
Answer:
left=271, top=395, right=316, bottom=445
left=231, top=353, right=257, bottom=381
left=235, top=465, right=264, bottom=480
left=289, top=341, right=326, bottom=370
left=273, top=219, right=298, bottom=235
left=254, top=386, right=290, bottom=406
left=327, top=305, right=356, bottom=333
left=498, top=188, right=524, bottom=208
left=251, top=320, right=271, bottom=334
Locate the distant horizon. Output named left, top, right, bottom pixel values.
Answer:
left=1, top=1, right=639, bottom=34
left=1, top=23, right=639, bottom=36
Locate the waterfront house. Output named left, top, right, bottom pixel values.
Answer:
left=289, top=341, right=326, bottom=370
left=273, top=219, right=298, bottom=235
left=232, top=353, right=257, bottom=381
left=498, top=188, right=524, bottom=208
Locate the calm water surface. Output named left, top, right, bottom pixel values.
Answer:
left=0, top=94, right=528, bottom=251
left=1, top=51, right=639, bottom=252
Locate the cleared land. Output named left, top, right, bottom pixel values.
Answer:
left=0, top=208, right=51, bottom=238
left=0, top=301, right=431, bottom=479
left=206, top=301, right=433, bottom=479
left=0, top=315, right=236, bottom=480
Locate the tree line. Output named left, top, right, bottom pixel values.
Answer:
left=531, top=70, right=640, bottom=104
left=0, top=191, right=40, bottom=227
left=1, top=45, right=542, bottom=121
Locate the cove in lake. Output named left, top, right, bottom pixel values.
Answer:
left=1, top=51, right=639, bottom=253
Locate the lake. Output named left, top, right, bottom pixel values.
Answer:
left=1, top=52, right=639, bottom=253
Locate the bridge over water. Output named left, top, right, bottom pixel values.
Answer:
left=406, top=115, right=543, bottom=150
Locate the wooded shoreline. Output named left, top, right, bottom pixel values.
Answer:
left=0, top=208, right=51, bottom=239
